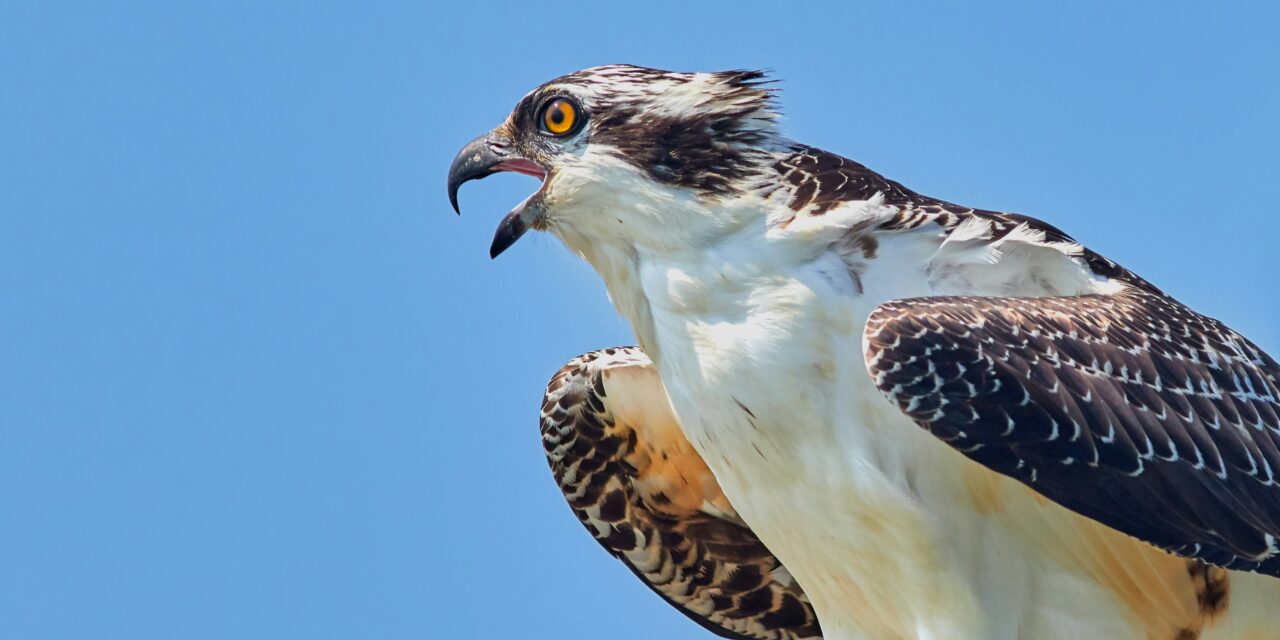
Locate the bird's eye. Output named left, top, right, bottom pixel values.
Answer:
left=540, top=98, right=581, bottom=136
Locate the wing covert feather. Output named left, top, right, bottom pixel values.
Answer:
left=864, top=291, right=1280, bottom=576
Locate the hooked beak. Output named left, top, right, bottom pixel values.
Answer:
left=447, top=132, right=548, bottom=259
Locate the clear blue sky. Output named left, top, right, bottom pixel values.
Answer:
left=2, top=2, right=1277, bottom=638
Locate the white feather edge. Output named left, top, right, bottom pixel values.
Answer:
left=932, top=219, right=1083, bottom=267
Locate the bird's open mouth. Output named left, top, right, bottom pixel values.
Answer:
left=492, top=159, right=546, bottom=180
left=448, top=134, right=549, bottom=259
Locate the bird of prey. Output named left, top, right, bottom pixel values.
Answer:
left=448, top=65, right=1280, bottom=639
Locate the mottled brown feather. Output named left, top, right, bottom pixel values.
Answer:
left=865, top=289, right=1280, bottom=579
left=541, top=348, right=822, bottom=640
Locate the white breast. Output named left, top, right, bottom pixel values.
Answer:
left=564, top=192, right=1280, bottom=638
left=636, top=232, right=953, bottom=637
left=628, top=222, right=1170, bottom=639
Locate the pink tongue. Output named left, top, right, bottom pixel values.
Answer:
left=495, top=160, right=546, bottom=179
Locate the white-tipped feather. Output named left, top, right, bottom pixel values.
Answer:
left=933, top=216, right=1002, bottom=265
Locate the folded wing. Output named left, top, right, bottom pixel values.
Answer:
left=864, top=290, right=1280, bottom=575
left=541, top=348, right=822, bottom=639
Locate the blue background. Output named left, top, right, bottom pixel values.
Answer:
left=3, top=2, right=1277, bottom=638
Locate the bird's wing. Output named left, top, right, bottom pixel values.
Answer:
left=541, top=348, right=822, bottom=640
left=864, top=289, right=1280, bottom=576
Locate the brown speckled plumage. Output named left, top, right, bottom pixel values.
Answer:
left=865, top=289, right=1280, bottom=576
left=541, top=348, right=822, bottom=639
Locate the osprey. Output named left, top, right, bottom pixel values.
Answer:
left=448, top=65, right=1280, bottom=639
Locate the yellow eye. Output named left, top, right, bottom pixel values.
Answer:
left=541, top=98, right=579, bottom=136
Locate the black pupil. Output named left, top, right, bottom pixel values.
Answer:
left=550, top=104, right=566, bottom=125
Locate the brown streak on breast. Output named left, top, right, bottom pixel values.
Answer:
left=854, top=234, right=878, bottom=260
left=1188, top=560, right=1230, bottom=619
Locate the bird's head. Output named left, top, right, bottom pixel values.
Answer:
left=448, top=65, right=783, bottom=258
